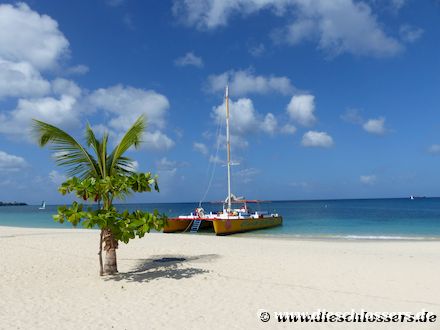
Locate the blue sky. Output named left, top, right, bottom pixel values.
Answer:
left=0, top=0, right=439, bottom=204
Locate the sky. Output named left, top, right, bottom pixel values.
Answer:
left=0, top=0, right=439, bottom=204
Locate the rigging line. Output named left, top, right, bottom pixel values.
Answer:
left=199, top=116, right=224, bottom=207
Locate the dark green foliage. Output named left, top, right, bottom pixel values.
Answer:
left=53, top=173, right=167, bottom=243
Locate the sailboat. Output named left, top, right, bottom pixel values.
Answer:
left=38, top=201, right=46, bottom=210
left=164, top=86, right=283, bottom=235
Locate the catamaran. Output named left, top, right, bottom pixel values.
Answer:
left=164, top=86, right=283, bottom=235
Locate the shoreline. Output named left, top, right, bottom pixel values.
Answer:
left=1, top=225, right=440, bottom=242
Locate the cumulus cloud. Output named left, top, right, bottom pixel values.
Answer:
left=0, top=3, right=69, bottom=71
left=207, top=69, right=294, bottom=96
left=261, top=113, right=277, bottom=134
left=281, top=124, right=297, bottom=135
left=342, top=109, right=389, bottom=136
left=0, top=59, right=51, bottom=99
left=301, top=131, right=333, bottom=148
left=88, top=85, right=169, bottom=130
left=360, top=174, right=376, bottom=185
left=174, top=52, right=204, bottom=68
left=51, top=78, right=82, bottom=98
left=0, top=150, right=27, bottom=171
left=193, top=142, right=209, bottom=155
left=143, top=131, right=175, bottom=150
left=286, top=94, right=316, bottom=126
left=87, top=85, right=174, bottom=150
left=212, top=98, right=279, bottom=138
left=173, top=0, right=403, bottom=57
left=363, top=117, right=386, bottom=135
left=0, top=95, right=79, bottom=138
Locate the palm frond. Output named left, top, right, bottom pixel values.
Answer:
left=108, top=115, right=145, bottom=175
left=32, top=120, right=100, bottom=179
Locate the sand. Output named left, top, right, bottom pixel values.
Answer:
left=0, top=226, right=439, bottom=329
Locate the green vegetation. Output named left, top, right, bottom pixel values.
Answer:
left=33, top=116, right=167, bottom=275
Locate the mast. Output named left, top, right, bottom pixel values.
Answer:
left=225, top=85, right=232, bottom=211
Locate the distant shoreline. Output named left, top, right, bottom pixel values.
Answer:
left=0, top=202, right=27, bottom=207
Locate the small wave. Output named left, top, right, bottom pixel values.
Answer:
left=240, top=233, right=440, bottom=241
left=331, top=235, right=438, bottom=240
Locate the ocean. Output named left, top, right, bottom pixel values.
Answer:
left=1, top=198, right=440, bottom=240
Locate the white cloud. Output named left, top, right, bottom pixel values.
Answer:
left=261, top=113, right=277, bottom=134
left=0, top=3, right=69, bottom=71
left=282, top=18, right=315, bottom=45
left=194, top=142, right=209, bottom=155
left=428, top=145, right=440, bottom=154
left=0, top=150, right=27, bottom=171
left=0, top=95, right=79, bottom=138
left=363, top=117, right=386, bottom=135
left=144, top=131, right=175, bottom=150
left=400, top=25, right=424, bottom=43
left=87, top=85, right=174, bottom=150
left=207, top=69, right=294, bottom=96
left=281, top=123, right=297, bottom=135
left=286, top=94, right=316, bottom=126
left=213, top=98, right=258, bottom=135
left=301, top=131, right=333, bottom=148
left=174, top=52, right=204, bottom=68
left=88, top=85, right=169, bottom=130
left=0, top=59, right=51, bottom=99
left=173, top=0, right=402, bottom=57
left=49, top=170, right=67, bottom=185
left=212, top=98, right=285, bottom=148
left=51, top=78, right=82, bottom=98
left=360, top=174, right=376, bottom=185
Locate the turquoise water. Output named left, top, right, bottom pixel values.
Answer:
left=1, top=198, right=440, bottom=239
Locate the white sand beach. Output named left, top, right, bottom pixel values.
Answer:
left=1, top=226, right=439, bottom=329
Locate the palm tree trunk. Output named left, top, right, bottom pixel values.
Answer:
left=98, top=229, right=104, bottom=276
left=103, top=228, right=118, bottom=275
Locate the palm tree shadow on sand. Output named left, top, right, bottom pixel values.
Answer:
left=105, top=254, right=219, bottom=283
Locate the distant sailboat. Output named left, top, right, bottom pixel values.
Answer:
left=39, top=201, right=46, bottom=210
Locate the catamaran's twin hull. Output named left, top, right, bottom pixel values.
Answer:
left=163, top=216, right=283, bottom=235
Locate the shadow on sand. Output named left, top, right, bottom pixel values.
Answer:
left=106, top=254, right=219, bottom=283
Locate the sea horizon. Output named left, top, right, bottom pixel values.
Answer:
left=15, top=195, right=440, bottom=207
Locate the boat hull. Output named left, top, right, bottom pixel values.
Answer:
left=163, top=219, right=192, bottom=233
left=212, top=216, right=283, bottom=235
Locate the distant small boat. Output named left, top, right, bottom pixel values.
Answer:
left=38, top=201, right=46, bottom=210
left=410, top=195, right=426, bottom=200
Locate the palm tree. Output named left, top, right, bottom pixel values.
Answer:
left=33, top=116, right=146, bottom=275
